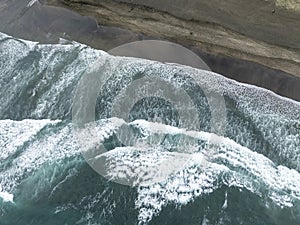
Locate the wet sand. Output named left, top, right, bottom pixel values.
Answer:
left=1, top=0, right=299, bottom=101
left=0, top=0, right=142, bottom=48
left=46, top=0, right=300, bottom=78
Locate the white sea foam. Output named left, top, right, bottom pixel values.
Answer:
left=26, top=0, right=38, bottom=8
left=0, top=118, right=122, bottom=193
left=0, top=119, right=60, bottom=161
left=0, top=32, right=107, bottom=119
left=0, top=188, right=14, bottom=203
left=0, top=120, right=79, bottom=192
left=92, top=120, right=300, bottom=223
left=0, top=118, right=300, bottom=223
left=0, top=32, right=299, bottom=224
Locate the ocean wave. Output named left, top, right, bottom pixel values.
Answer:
left=0, top=32, right=300, bottom=224
left=0, top=118, right=300, bottom=224
left=0, top=32, right=299, bottom=173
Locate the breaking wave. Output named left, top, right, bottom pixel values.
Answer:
left=0, top=32, right=300, bottom=225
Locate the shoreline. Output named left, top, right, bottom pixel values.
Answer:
left=1, top=0, right=299, bottom=101
left=46, top=0, right=300, bottom=79
left=45, top=0, right=300, bottom=101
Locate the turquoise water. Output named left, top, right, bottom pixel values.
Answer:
left=0, top=32, right=300, bottom=225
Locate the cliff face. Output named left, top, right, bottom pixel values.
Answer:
left=47, top=0, right=300, bottom=79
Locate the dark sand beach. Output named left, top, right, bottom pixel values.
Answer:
left=1, top=0, right=298, bottom=100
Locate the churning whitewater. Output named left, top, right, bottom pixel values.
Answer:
left=0, top=32, right=300, bottom=225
